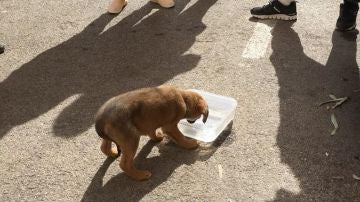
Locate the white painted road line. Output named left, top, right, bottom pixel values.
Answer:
left=242, top=21, right=276, bottom=59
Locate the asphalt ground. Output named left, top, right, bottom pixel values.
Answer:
left=0, top=0, right=359, bottom=201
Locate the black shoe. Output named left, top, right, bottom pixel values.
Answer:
left=250, top=0, right=297, bottom=20
left=336, top=3, right=358, bottom=31
left=0, top=44, right=4, bottom=54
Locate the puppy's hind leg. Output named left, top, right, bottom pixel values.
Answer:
left=112, top=130, right=152, bottom=181
left=100, top=139, right=120, bottom=158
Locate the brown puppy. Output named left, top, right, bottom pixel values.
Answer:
left=95, top=85, right=208, bottom=180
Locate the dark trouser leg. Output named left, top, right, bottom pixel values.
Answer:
left=344, top=0, right=359, bottom=5
left=337, top=0, right=359, bottom=31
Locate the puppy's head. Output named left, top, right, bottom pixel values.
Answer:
left=182, top=91, right=209, bottom=124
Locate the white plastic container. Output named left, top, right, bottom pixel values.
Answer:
left=178, top=89, right=237, bottom=142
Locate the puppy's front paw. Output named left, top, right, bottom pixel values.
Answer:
left=180, top=139, right=199, bottom=150
left=149, top=130, right=164, bottom=142
left=152, top=135, right=164, bottom=142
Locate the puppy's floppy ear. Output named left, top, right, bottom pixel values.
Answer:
left=199, top=99, right=209, bottom=123
left=202, top=107, right=209, bottom=123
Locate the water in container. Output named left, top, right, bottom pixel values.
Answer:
left=178, top=89, right=237, bottom=142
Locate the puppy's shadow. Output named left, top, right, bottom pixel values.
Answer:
left=81, top=125, right=232, bottom=202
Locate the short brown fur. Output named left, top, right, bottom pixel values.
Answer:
left=95, top=85, right=208, bottom=180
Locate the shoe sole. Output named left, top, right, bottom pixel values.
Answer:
left=252, top=14, right=297, bottom=21
left=336, top=24, right=356, bottom=31
left=150, top=0, right=175, bottom=8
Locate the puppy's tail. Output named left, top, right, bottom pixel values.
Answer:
left=95, top=118, right=108, bottom=140
left=95, top=118, right=121, bottom=156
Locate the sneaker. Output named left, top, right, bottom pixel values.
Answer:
left=0, top=44, right=4, bottom=54
left=336, top=3, right=359, bottom=31
left=150, top=0, right=175, bottom=8
left=250, top=0, right=297, bottom=20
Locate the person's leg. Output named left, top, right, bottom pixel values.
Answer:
left=250, top=0, right=297, bottom=20
left=108, top=0, right=127, bottom=14
left=336, top=0, right=359, bottom=31
left=344, top=0, right=360, bottom=4
left=107, top=0, right=175, bottom=14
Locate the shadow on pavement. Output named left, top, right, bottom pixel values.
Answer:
left=0, top=0, right=217, bottom=138
left=268, top=21, right=360, bottom=201
left=81, top=125, right=232, bottom=202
